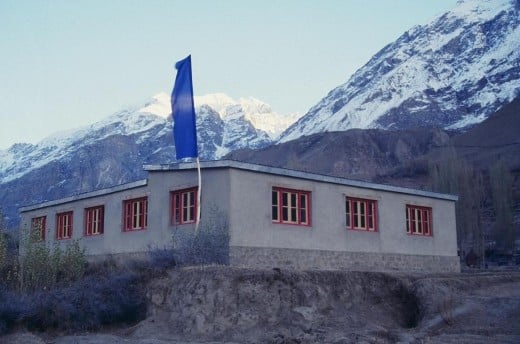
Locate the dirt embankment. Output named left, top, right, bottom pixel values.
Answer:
left=3, top=267, right=520, bottom=343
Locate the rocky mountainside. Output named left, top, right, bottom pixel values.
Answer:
left=0, top=93, right=298, bottom=228
left=280, top=0, right=520, bottom=142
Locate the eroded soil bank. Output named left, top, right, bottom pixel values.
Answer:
left=3, top=267, right=520, bottom=343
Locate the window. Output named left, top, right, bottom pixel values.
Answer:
left=346, top=197, right=377, bottom=231
left=56, top=211, right=73, bottom=240
left=171, top=187, right=197, bottom=225
left=272, top=187, right=311, bottom=226
left=31, top=216, right=46, bottom=241
left=123, top=197, right=148, bottom=231
left=406, top=205, right=432, bottom=236
left=85, top=206, right=104, bottom=236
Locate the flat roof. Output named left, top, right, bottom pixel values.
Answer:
left=19, top=179, right=148, bottom=213
left=20, top=160, right=457, bottom=213
left=144, top=159, right=458, bottom=201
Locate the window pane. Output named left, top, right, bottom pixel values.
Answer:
left=424, top=211, right=430, bottom=234
left=417, top=209, right=422, bottom=233
left=174, top=194, right=180, bottom=223
left=272, top=206, right=278, bottom=221
left=346, top=200, right=351, bottom=228
left=272, top=191, right=278, bottom=206
left=143, top=200, right=148, bottom=227
left=368, top=202, right=374, bottom=230
left=291, top=208, right=297, bottom=222
left=183, top=206, right=188, bottom=221
left=406, top=207, right=410, bottom=233
left=272, top=191, right=279, bottom=221
left=189, top=191, right=195, bottom=206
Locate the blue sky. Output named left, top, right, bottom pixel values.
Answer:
left=0, top=0, right=457, bottom=149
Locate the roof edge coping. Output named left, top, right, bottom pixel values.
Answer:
left=144, top=159, right=458, bottom=201
left=20, top=179, right=148, bottom=213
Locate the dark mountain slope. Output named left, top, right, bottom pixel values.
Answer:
left=450, top=96, right=520, bottom=169
left=226, top=128, right=450, bottom=182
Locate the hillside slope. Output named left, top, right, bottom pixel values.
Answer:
left=3, top=267, right=520, bottom=344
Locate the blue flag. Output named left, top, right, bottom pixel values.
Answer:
left=171, top=55, right=198, bottom=159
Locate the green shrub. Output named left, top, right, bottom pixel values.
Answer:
left=19, top=228, right=86, bottom=292
left=60, top=240, right=87, bottom=283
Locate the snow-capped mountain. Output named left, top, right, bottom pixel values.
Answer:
left=280, top=0, right=520, bottom=142
left=0, top=93, right=298, bottom=185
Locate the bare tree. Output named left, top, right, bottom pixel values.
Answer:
left=490, top=161, right=515, bottom=254
left=429, top=147, right=485, bottom=265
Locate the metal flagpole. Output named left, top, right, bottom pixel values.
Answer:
left=195, top=157, right=202, bottom=233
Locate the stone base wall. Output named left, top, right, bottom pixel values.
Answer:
left=85, top=251, right=149, bottom=265
left=230, top=246, right=460, bottom=273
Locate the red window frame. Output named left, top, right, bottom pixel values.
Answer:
left=31, top=216, right=46, bottom=241
left=170, top=187, right=197, bottom=225
left=84, top=205, right=104, bottom=236
left=406, top=205, right=433, bottom=236
left=272, top=187, right=311, bottom=226
left=346, top=197, right=377, bottom=231
left=123, top=197, right=148, bottom=231
left=56, top=211, right=73, bottom=240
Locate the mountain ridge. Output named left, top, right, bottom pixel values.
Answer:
left=279, top=0, right=520, bottom=142
left=0, top=93, right=299, bottom=185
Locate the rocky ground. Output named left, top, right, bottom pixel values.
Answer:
left=2, top=267, right=520, bottom=343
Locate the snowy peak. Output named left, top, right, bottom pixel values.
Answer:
left=279, top=0, right=520, bottom=142
left=194, top=93, right=235, bottom=113
left=198, top=94, right=301, bottom=139
left=449, top=0, right=513, bottom=23
left=138, top=92, right=171, bottom=118
left=141, top=92, right=301, bottom=139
